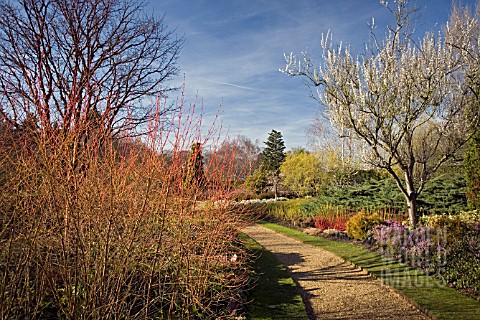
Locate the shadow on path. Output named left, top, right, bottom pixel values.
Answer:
left=243, top=224, right=430, bottom=320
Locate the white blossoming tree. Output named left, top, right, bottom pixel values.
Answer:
left=281, top=0, right=478, bottom=225
left=445, top=2, right=480, bottom=209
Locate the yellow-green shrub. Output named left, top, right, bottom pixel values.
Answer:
left=346, top=211, right=384, bottom=240
left=421, top=210, right=480, bottom=227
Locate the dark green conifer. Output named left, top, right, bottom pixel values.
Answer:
left=261, top=130, right=286, bottom=199
left=185, top=142, right=206, bottom=189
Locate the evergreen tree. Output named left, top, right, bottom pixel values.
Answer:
left=262, top=130, right=286, bottom=199
left=465, top=132, right=480, bottom=209
left=185, top=142, right=206, bottom=189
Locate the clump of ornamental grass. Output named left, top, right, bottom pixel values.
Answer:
left=0, top=96, right=252, bottom=319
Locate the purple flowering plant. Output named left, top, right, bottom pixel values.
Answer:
left=372, top=220, right=446, bottom=274
left=373, top=215, right=479, bottom=298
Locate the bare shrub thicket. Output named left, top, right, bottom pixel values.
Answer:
left=0, top=96, right=251, bottom=319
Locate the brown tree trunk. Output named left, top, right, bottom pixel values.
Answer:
left=405, top=194, right=418, bottom=226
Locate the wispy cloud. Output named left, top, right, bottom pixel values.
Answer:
left=153, top=0, right=470, bottom=149
left=198, top=78, right=261, bottom=91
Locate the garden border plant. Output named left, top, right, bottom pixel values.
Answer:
left=0, top=91, right=253, bottom=319
left=260, top=198, right=406, bottom=231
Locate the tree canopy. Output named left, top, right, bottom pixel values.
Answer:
left=280, top=150, right=324, bottom=197
left=465, top=132, right=480, bottom=209
left=446, top=2, right=480, bottom=210
left=262, top=130, right=286, bottom=173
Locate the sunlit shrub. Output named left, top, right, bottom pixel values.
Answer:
left=373, top=216, right=480, bottom=299
left=442, top=224, right=480, bottom=297
left=262, top=198, right=313, bottom=226
left=313, top=204, right=352, bottom=231
left=373, top=222, right=447, bottom=274
left=259, top=198, right=402, bottom=232
left=0, top=96, right=251, bottom=319
left=346, top=211, right=384, bottom=240
left=420, top=210, right=480, bottom=226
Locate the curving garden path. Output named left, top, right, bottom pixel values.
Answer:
left=242, top=224, right=430, bottom=320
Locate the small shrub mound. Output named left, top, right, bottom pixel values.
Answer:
left=346, top=211, right=384, bottom=240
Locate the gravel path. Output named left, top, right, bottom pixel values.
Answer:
left=243, top=224, right=430, bottom=320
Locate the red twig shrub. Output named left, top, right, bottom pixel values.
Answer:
left=314, top=216, right=349, bottom=231
left=0, top=93, right=251, bottom=319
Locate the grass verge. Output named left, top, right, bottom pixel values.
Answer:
left=259, top=222, right=480, bottom=320
left=239, top=233, right=309, bottom=320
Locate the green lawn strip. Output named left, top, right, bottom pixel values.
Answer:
left=239, top=233, right=309, bottom=320
left=259, top=222, right=480, bottom=320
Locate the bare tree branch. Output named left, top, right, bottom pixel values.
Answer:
left=0, top=0, right=183, bottom=136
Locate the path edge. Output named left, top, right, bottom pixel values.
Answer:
left=257, top=223, right=437, bottom=320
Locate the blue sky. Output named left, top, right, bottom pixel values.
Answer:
left=150, top=0, right=475, bottom=150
